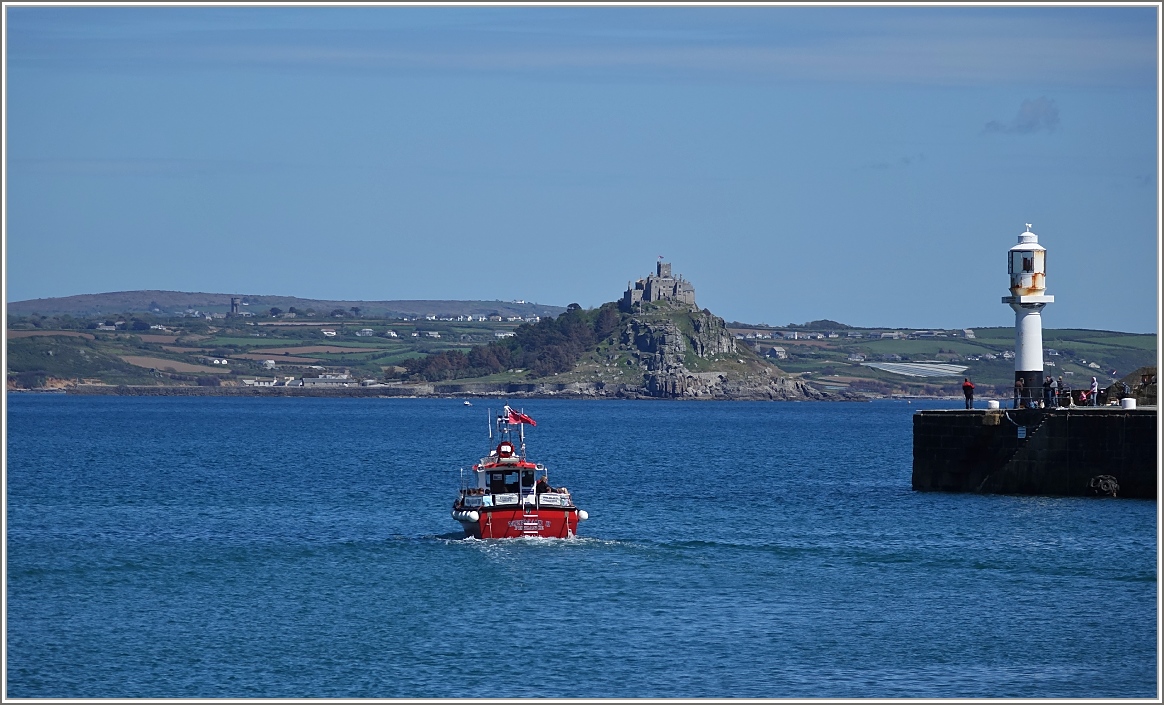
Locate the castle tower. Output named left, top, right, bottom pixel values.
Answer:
left=623, top=260, right=695, bottom=312
left=1001, top=224, right=1053, bottom=407
left=230, top=297, right=241, bottom=315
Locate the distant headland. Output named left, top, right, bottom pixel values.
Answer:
left=5, top=266, right=1156, bottom=400
left=6, top=291, right=564, bottom=320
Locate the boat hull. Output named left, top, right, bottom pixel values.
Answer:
left=456, top=506, right=580, bottom=539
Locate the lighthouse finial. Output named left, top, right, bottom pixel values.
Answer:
left=1025, top=222, right=1033, bottom=231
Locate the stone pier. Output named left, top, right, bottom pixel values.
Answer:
left=912, top=407, right=1157, bottom=499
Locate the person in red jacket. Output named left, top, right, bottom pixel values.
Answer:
left=962, top=377, right=975, bottom=409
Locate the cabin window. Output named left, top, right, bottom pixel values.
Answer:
left=488, top=472, right=516, bottom=494
left=521, top=470, right=535, bottom=488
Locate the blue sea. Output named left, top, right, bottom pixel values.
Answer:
left=5, top=395, right=1158, bottom=698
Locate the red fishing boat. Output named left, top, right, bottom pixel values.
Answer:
left=451, top=406, right=588, bottom=539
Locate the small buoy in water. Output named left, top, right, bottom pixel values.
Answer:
left=577, top=510, right=589, bottom=521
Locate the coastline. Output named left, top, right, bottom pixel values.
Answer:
left=16, top=383, right=876, bottom=401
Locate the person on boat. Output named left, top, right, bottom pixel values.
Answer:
left=536, top=477, right=553, bottom=494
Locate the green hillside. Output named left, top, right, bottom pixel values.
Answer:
left=7, top=290, right=565, bottom=319
left=7, top=305, right=1156, bottom=399
left=6, top=311, right=533, bottom=388
left=728, top=324, right=1157, bottom=397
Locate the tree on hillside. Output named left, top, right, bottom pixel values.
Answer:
left=403, top=302, right=617, bottom=382
left=331, top=308, right=347, bottom=317
left=269, top=308, right=283, bottom=317
left=593, top=303, right=620, bottom=340
left=350, top=306, right=361, bottom=317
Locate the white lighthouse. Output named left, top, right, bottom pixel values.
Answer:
left=1002, top=223, right=1054, bottom=407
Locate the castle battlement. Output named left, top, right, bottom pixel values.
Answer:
left=622, top=261, right=696, bottom=312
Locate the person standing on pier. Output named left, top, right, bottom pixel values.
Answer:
left=1042, top=376, right=1054, bottom=408
left=1049, top=375, right=1059, bottom=408
left=961, top=378, right=975, bottom=409
left=1014, top=377, right=1025, bottom=408
left=1090, top=377, right=1099, bottom=406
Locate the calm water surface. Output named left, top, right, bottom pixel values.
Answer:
left=6, top=396, right=1157, bottom=698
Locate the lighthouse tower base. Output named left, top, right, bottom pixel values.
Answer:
left=1008, top=301, right=1049, bottom=408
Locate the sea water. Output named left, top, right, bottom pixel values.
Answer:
left=5, top=395, right=1157, bottom=698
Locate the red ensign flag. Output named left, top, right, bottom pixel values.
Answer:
left=507, top=409, right=536, bottom=426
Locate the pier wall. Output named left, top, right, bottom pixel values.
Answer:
left=912, top=408, right=1157, bottom=499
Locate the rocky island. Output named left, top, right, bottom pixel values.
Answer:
left=393, top=261, right=833, bottom=401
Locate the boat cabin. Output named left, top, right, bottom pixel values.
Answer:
left=460, top=440, right=569, bottom=508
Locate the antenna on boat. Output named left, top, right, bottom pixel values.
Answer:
left=519, top=414, right=525, bottom=456
left=487, top=408, right=492, bottom=441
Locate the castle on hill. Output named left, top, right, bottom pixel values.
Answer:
left=621, top=261, right=696, bottom=312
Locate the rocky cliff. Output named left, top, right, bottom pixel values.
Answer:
left=581, top=301, right=830, bottom=400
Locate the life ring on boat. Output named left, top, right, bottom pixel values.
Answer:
left=497, top=442, right=514, bottom=458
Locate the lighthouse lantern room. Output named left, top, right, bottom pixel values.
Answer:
left=1002, top=223, right=1054, bottom=407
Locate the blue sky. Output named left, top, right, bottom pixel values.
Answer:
left=4, top=6, right=1159, bottom=332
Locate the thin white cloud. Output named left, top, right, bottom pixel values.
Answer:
left=6, top=8, right=1157, bottom=89
left=10, top=158, right=292, bottom=177
left=862, top=154, right=926, bottom=170
left=983, top=97, right=1061, bottom=135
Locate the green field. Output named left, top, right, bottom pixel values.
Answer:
left=6, top=311, right=532, bottom=387
left=732, top=325, right=1156, bottom=397
left=7, top=311, right=1157, bottom=396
